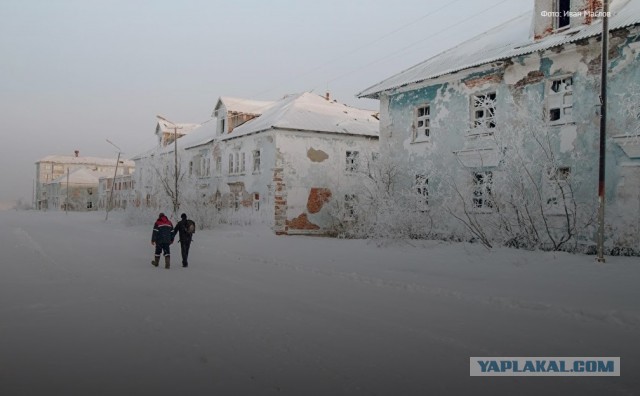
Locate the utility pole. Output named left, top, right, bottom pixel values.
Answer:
left=65, top=168, right=69, bottom=214
left=596, top=0, right=609, bottom=263
left=105, top=139, right=123, bottom=221
left=174, top=126, right=179, bottom=214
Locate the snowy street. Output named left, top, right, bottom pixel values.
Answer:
left=1, top=210, right=639, bottom=395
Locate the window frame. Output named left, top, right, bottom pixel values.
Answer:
left=554, top=0, right=571, bottom=31
left=470, top=91, right=497, bottom=132
left=472, top=171, right=494, bottom=211
left=546, top=75, right=574, bottom=126
left=414, top=174, right=429, bottom=211
left=345, top=150, right=360, bottom=173
left=413, top=103, right=431, bottom=142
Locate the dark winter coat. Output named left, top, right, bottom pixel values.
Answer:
left=174, top=219, right=194, bottom=243
left=152, top=215, right=174, bottom=245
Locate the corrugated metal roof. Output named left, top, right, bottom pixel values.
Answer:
left=358, top=0, right=640, bottom=99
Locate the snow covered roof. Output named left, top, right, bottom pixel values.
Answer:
left=213, top=97, right=275, bottom=117
left=358, top=0, right=640, bottom=99
left=182, top=119, right=217, bottom=150
left=47, top=168, right=110, bottom=185
left=155, top=116, right=200, bottom=136
left=132, top=120, right=217, bottom=159
left=37, top=155, right=135, bottom=168
left=223, top=92, right=379, bottom=140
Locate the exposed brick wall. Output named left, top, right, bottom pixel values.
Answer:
left=273, top=166, right=287, bottom=234
left=463, top=72, right=503, bottom=89
left=286, top=213, right=320, bottom=230
left=306, top=188, right=332, bottom=214
left=513, top=70, right=545, bottom=90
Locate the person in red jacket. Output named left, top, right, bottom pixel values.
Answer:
left=151, top=212, right=174, bottom=269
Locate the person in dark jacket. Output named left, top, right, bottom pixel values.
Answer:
left=173, top=213, right=195, bottom=268
left=151, top=212, right=174, bottom=269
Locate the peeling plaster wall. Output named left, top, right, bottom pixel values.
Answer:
left=379, top=24, right=640, bottom=245
left=275, top=130, right=379, bottom=234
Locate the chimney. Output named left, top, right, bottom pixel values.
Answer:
left=74, top=150, right=79, bottom=157
left=325, top=92, right=330, bottom=101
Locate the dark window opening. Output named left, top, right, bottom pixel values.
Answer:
left=557, top=0, right=571, bottom=29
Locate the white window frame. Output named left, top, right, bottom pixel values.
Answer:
left=471, top=92, right=497, bottom=131
left=547, top=75, right=574, bottom=125
left=234, top=152, right=239, bottom=174
left=344, top=194, right=357, bottom=220
left=253, top=150, right=261, bottom=173
left=228, top=154, right=233, bottom=175
left=544, top=166, right=572, bottom=214
left=345, top=150, right=360, bottom=173
left=414, top=174, right=429, bottom=211
left=413, top=104, right=431, bottom=142
left=215, top=156, right=221, bottom=174
left=472, top=171, right=493, bottom=211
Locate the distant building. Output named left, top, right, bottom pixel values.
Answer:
left=98, top=172, right=134, bottom=210
left=44, top=168, right=103, bottom=211
left=35, top=150, right=134, bottom=210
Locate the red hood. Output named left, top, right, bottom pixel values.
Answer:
left=156, top=216, right=172, bottom=227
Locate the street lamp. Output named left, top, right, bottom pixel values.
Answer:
left=105, top=139, right=123, bottom=221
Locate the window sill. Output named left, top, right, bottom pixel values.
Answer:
left=466, top=130, right=495, bottom=138
left=411, top=138, right=431, bottom=144
left=470, top=208, right=493, bottom=214
left=549, top=121, right=576, bottom=127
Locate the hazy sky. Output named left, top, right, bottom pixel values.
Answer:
left=0, top=0, right=532, bottom=204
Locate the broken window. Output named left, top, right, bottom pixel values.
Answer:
left=253, top=150, right=261, bottom=172
left=234, top=153, right=240, bottom=174
left=344, top=194, right=357, bottom=220
left=471, top=92, right=497, bottom=130
left=253, top=193, right=260, bottom=211
left=547, top=76, right=573, bottom=124
left=545, top=166, right=572, bottom=209
left=345, top=151, right=360, bottom=172
left=240, top=152, right=246, bottom=173
left=414, top=174, right=429, bottom=211
left=228, top=154, right=233, bottom=174
left=472, top=171, right=493, bottom=210
left=414, top=104, right=431, bottom=141
left=189, top=161, right=194, bottom=176
left=555, top=0, right=571, bottom=30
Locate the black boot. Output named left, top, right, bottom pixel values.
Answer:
left=152, top=256, right=160, bottom=267
left=165, top=255, right=170, bottom=269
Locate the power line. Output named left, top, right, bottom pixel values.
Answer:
left=252, top=0, right=464, bottom=99
left=324, top=0, right=512, bottom=86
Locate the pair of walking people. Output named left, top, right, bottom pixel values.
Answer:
left=151, top=213, right=195, bottom=269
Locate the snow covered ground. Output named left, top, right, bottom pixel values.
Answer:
left=1, top=210, right=638, bottom=395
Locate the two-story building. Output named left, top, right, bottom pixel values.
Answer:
left=133, top=93, right=380, bottom=234
left=357, top=0, right=640, bottom=251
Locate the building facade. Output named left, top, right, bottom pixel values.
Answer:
left=133, top=93, right=379, bottom=234
left=357, top=0, right=640, bottom=250
left=35, top=151, right=134, bottom=210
